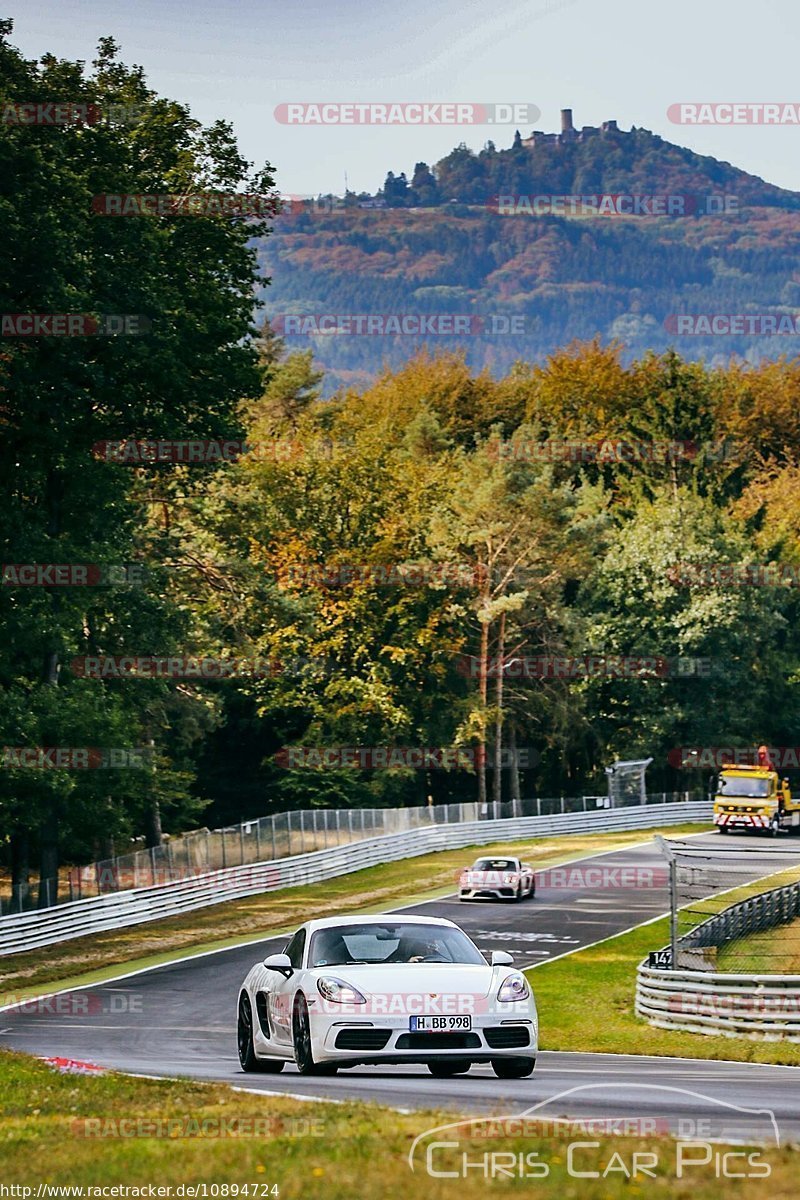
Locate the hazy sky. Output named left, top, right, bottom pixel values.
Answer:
left=11, top=0, right=800, bottom=196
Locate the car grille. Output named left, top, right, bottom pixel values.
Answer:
left=484, top=1026, right=531, bottom=1049
left=395, top=1032, right=482, bottom=1050
left=334, top=1028, right=392, bottom=1051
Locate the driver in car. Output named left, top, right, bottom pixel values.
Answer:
left=390, top=935, right=448, bottom=963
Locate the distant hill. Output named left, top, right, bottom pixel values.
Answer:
left=256, top=115, right=800, bottom=394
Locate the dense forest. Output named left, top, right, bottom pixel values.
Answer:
left=5, top=25, right=800, bottom=905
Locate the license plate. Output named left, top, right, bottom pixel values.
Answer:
left=409, top=1015, right=472, bottom=1031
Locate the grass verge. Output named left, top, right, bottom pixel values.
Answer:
left=1, top=823, right=706, bottom=999
left=717, top=916, right=800, bottom=974
left=1, top=1048, right=797, bottom=1195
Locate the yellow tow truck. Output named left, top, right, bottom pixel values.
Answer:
left=714, top=751, right=800, bottom=835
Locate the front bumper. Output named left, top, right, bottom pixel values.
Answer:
left=310, top=1011, right=538, bottom=1064
left=460, top=886, right=518, bottom=899
left=714, top=811, right=770, bottom=829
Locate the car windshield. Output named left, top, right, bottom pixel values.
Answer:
left=718, top=776, right=770, bottom=798
left=308, top=922, right=486, bottom=967
left=473, top=858, right=516, bottom=870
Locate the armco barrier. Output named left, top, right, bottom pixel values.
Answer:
left=636, top=879, right=800, bottom=1040
left=636, top=963, right=800, bottom=1040
left=0, top=800, right=711, bottom=957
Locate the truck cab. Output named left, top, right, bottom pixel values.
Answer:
left=713, top=763, right=800, bottom=835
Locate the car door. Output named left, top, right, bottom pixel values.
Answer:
left=268, top=926, right=306, bottom=1045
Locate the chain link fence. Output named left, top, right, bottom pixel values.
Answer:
left=2, top=790, right=694, bottom=913
left=655, top=836, right=800, bottom=972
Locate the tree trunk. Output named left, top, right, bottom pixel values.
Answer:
left=509, top=724, right=522, bottom=815
left=37, top=469, right=63, bottom=907
left=10, top=830, right=30, bottom=912
left=493, top=611, right=506, bottom=808
left=98, top=832, right=115, bottom=861
left=37, top=805, right=59, bottom=908
left=145, top=795, right=163, bottom=849
left=477, top=617, right=489, bottom=806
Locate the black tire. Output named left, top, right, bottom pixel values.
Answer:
left=292, top=993, right=338, bottom=1075
left=513, top=883, right=523, bottom=902
left=527, top=878, right=536, bottom=899
left=427, top=1060, right=471, bottom=1077
left=492, top=1056, right=535, bottom=1079
left=237, top=993, right=285, bottom=1073
left=717, top=825, right=729, bottom=834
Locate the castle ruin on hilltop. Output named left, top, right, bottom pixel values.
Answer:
left=521, top=109, right=620, bottom=149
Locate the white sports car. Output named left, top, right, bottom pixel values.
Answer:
left=459, top=855, right=536, bottom=901
left=237, top=914, right=537, bottom=1078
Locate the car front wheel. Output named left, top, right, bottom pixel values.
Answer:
left=292, top=993, right=338, bottom=1075
left=492, top=1057, right=535, bottom=1079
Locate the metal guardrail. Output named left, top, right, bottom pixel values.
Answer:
left=2, top=790, right=693, bottom=912
left=636, top=964, right=800, bottom=1040
left=637, top=879, right=800, bottom=1040
left=0, top=799, right=711, bottom=957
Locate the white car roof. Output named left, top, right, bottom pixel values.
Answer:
left=303, top=914, right=459, bottom=934
left=474, top=854, right=520, bottom=861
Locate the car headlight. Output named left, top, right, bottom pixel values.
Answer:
left=316, top=977, right=367, bottom=1004
left=498, top=973, right=530, bottom=1003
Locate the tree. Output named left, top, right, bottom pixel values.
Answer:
left=428, top=433, right=594, bottom=802
left=382, top=171, right=409, bottom=207
left=0, top=23, right=276, bottom=901
left=410, top=162, right=438, bottom=206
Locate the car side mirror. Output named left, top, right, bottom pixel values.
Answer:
left=263, top=952, right=293, bottom=976
left=491, top=950, right=514, bottom=966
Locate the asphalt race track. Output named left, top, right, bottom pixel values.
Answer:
left=3, top=831, right=800, bottom=1141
